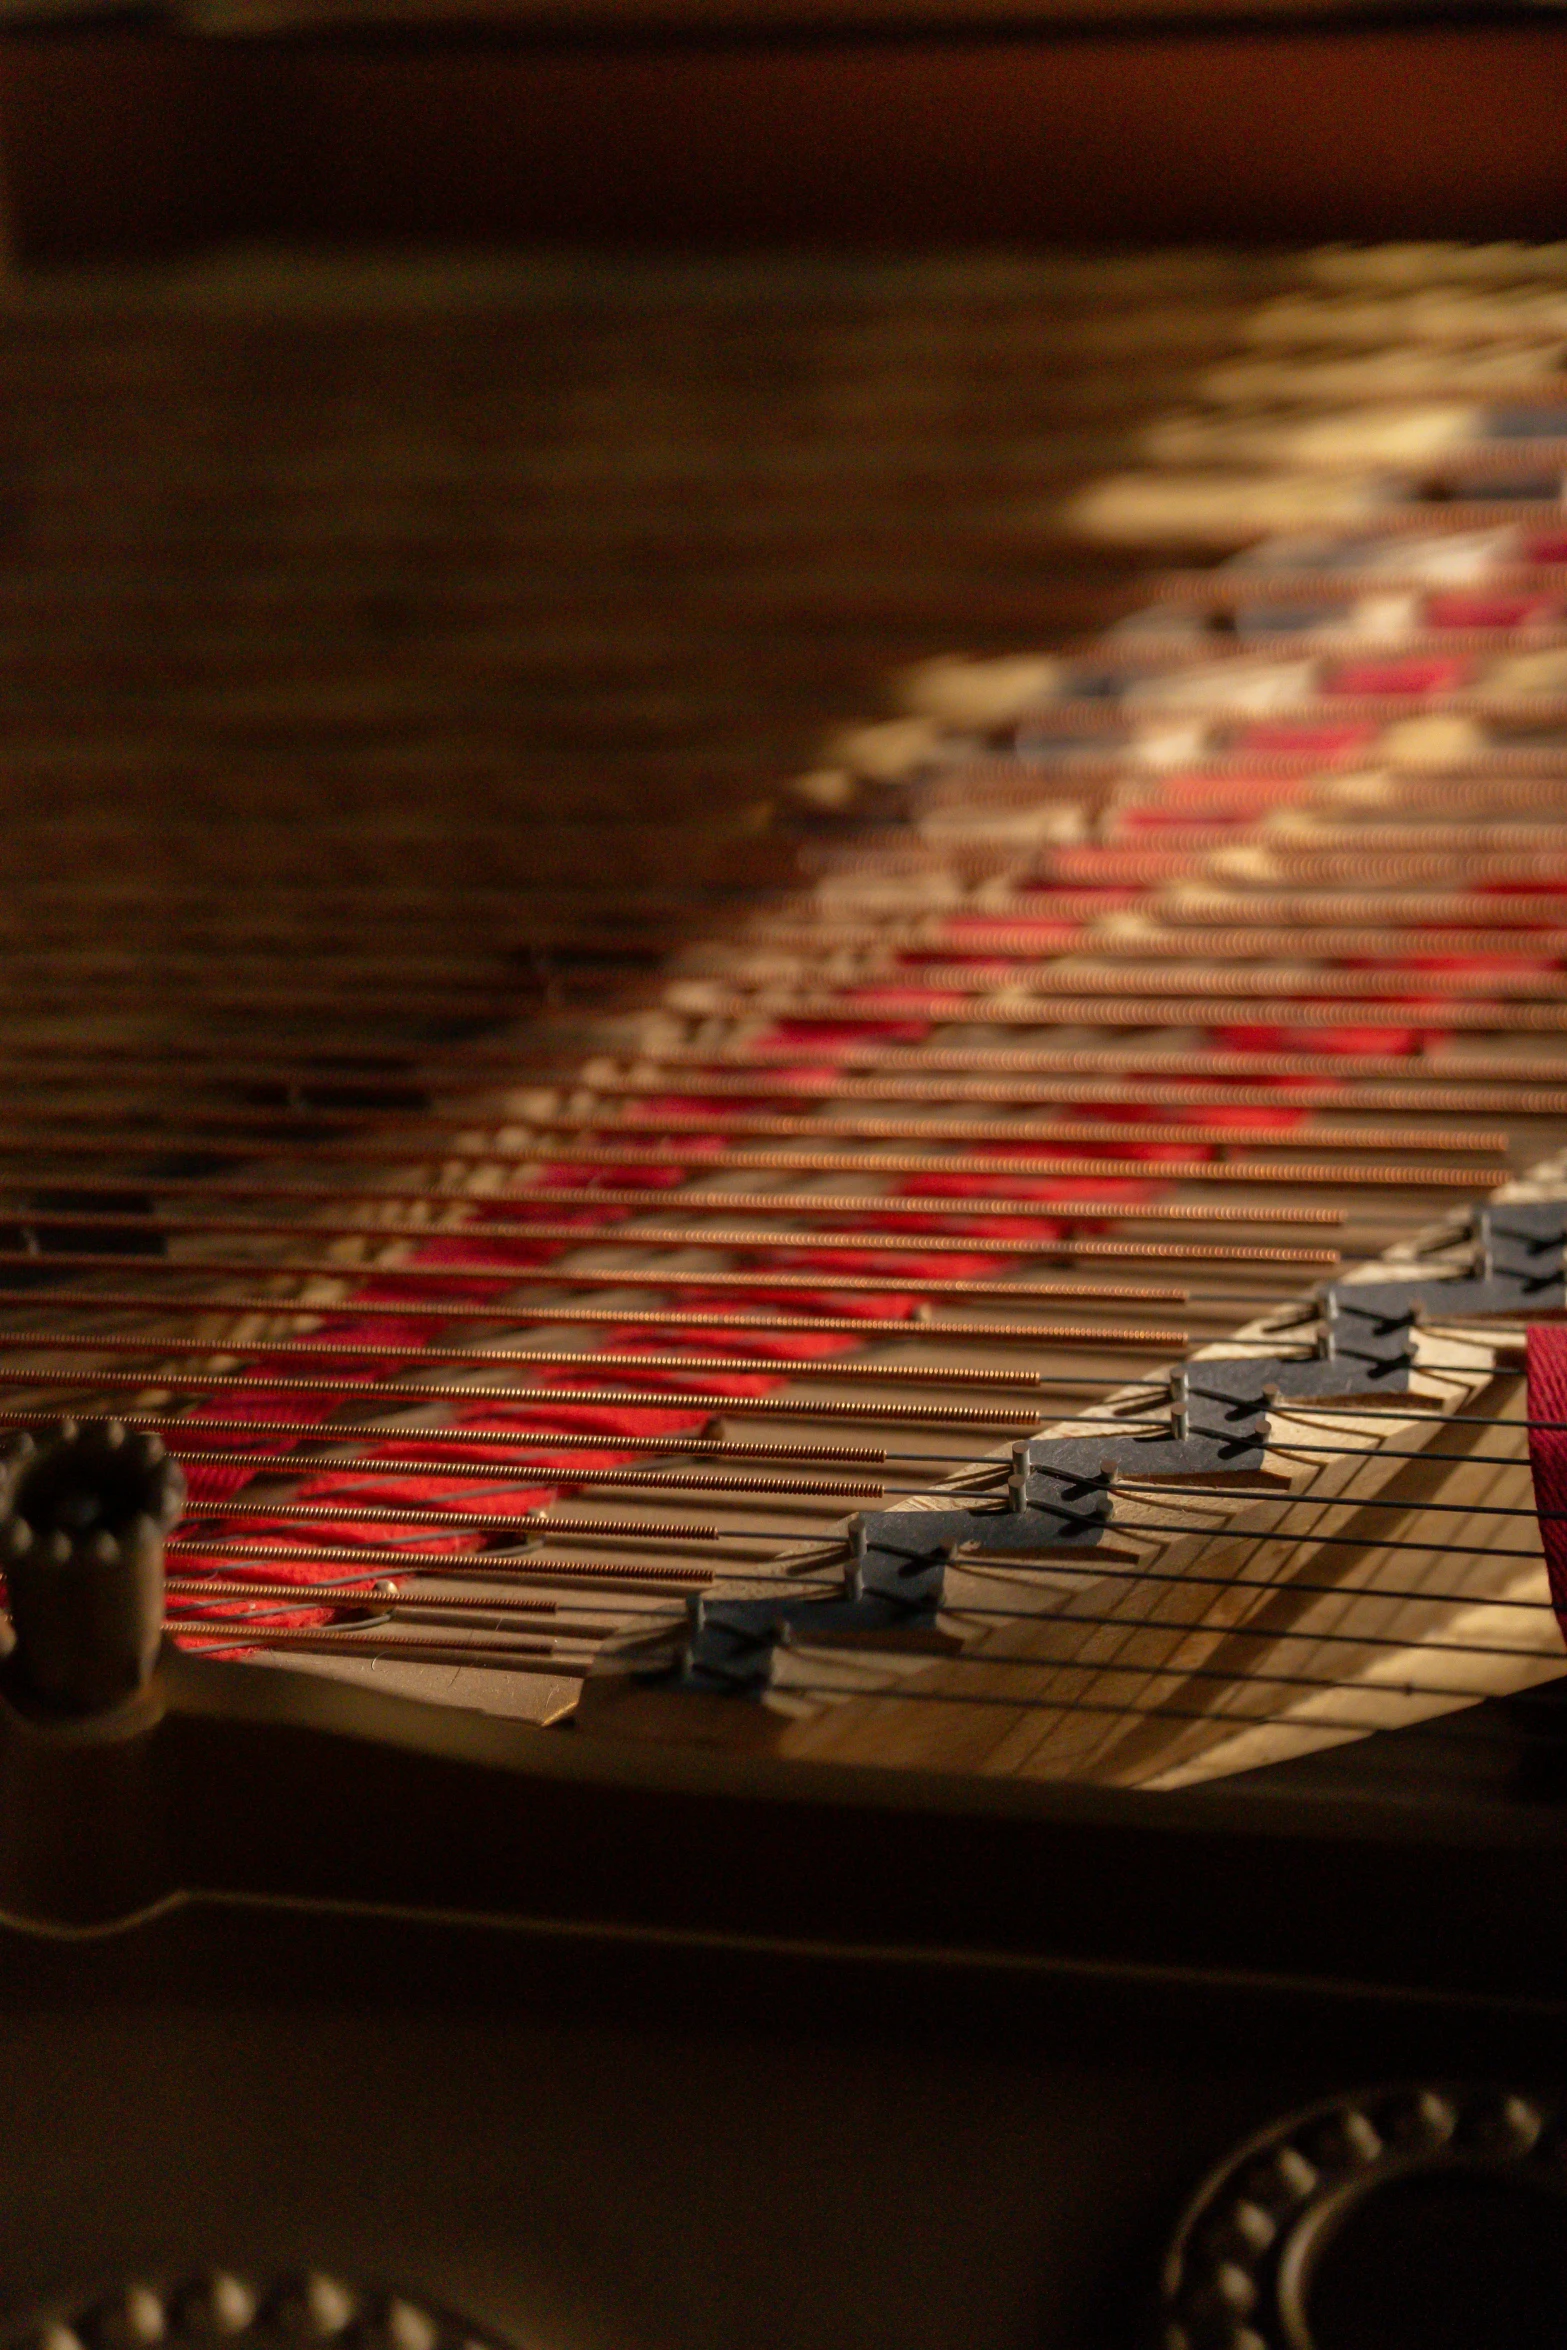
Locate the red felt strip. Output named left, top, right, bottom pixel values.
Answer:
left=1526, top=1325, right=1567, bottom=1640
left=1323, top=657, right=1474, bottom=695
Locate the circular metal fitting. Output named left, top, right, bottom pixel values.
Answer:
left=0, top=1418, right=184, bottom=1716
left=1160, top=2083, right=1567, bottom=2350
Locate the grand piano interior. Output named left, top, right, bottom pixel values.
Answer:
left=0, top=6, right=1566, bottom=2348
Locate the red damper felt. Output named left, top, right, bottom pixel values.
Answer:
left=1525, top=1324, right=1567, bottom=1638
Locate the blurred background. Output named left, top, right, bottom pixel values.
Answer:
left=0, top=6, right=1561, bottom=938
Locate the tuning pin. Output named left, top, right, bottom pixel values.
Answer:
left=1471, top=1204, right=1497, bottom=1283
left=0, top=1420, right=185, bottom=1718
left=1169, top=1365, right=1190, bottom=1442
left=1315, top=1293, right=1340, bottom=1361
